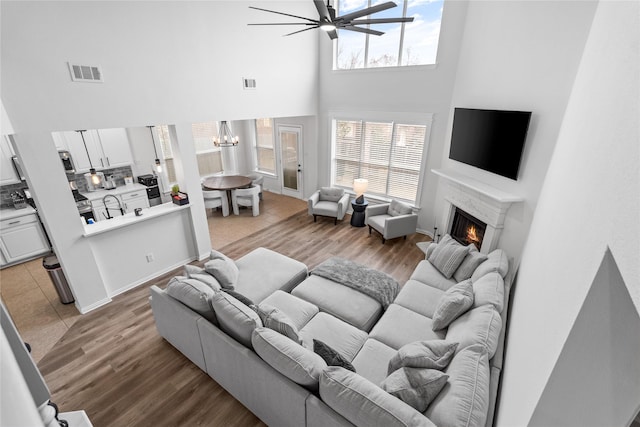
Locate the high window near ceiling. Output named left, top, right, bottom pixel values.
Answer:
left=331, top=117, right=430, bottom=204
left=254, top=118, right=276, bottom=175
left=335, top=0, right=444, bottom=70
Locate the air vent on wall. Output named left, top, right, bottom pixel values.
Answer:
left=243, top=78, right=256, bottom=90
left=68, top=62, right=103, bottom=83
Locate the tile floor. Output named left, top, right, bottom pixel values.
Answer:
left=0, top=191, right=307, bottom=363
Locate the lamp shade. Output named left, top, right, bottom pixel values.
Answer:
left=353, top=178, right=368, bottom=196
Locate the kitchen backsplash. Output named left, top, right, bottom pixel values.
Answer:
left=0, top=166, right=134, bottom=208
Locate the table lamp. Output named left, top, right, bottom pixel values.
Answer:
left=353, top=178, right=368, bottom=204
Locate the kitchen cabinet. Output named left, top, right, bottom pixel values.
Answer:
left=0, top=211, right=49, bottom=267
left=91, top=197, right=124, bottom=222
left=0, top=136, right=20, bottom=185
left=52, top=128, right=133, bottom=173
left=120, top=189, right=149, bottom=213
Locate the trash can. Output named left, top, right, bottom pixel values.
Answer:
left=43, top=254, right=74, bottom=304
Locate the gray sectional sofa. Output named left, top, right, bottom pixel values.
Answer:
left=150, top=239, right=513, bottom=427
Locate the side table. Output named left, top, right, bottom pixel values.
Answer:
left=350, top=200, right=369, bottom=227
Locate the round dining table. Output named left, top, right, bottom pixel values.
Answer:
left=202, top=175, right=252, bottom=191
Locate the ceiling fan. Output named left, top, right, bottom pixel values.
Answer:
left=248, top=0, right=414, bottom=40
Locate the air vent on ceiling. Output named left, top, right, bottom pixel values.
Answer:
left=68, top=62, right=103, bottom=83
left=243, top=78, right=256, bottom=90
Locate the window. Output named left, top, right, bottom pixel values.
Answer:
left=335, top=0, right=444, bottom=70
left=332, top=118, right=428, bottom=204
left=254, top=118, right=276, bottom=174
left=157, top=122, right=224, bottom=184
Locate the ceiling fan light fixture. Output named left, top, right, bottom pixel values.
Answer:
left=320, top=21, right=336, bottom=32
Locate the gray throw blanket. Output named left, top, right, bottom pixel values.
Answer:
left=311, top=257, right=399, bottom=309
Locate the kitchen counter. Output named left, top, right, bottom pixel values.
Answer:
left=82, top=202, right=189, bottom=237
left=0, top=205, right=37, bottom=221
left=80, top=183, right=148, bottom=201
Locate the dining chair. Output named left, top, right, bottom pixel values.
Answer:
left=202, top=189, right=229, bottom=217
left=246, top=173, right=264, bottom=199
left=232, top=185, right=260, bottom=216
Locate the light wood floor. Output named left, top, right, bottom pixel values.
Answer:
left=7, top=193, right=432, bottom=426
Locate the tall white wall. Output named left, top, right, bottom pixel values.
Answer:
left=439, top=0, right=597, bottom=262
left=497, top=1, right=640, bottom=425
left=317, top=0, right=469, bottom=231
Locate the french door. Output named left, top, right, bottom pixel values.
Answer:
left=277, top=125, right=303, bottom=199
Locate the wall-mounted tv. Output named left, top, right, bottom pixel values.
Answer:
left=449, top=108, right=532, bottom=180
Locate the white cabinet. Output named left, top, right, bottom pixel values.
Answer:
left=120, top=189, right=149, bottom=213
left=52, top=129, right=133, bottom=173
left=0, top=213, right=49, bottom=266
left=0, top=136, right=20, bottom=185
left=91, top=196, right=123, bottom=222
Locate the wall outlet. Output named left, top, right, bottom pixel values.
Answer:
left=146, top=253, right=154, bottom=263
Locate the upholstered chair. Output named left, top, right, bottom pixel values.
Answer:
left=202, top=189, right=229, bottom=217
left=246, top=173, right=264, bottom=199
left=365, top=200, right=418, bottom=243
left=232, top=185, right=260, bottom=216
left=308, top=187, right=350, bottom=225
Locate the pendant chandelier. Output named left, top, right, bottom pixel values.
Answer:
left=76, top=130, right=100, bottom=185
left=213, top=121, right=239, bottom=147
left=147, top=125, right=163, bottom=173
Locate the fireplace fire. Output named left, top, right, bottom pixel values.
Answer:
left=450, top=208, right=486, bottom=250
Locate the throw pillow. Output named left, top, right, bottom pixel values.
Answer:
left=313, top=339, right=355, bottom=372
left=432, top=280, right=474, bottom=331
left=453, top=246, right=488, bottom=283
left=210, top=291, right=262, bottom=348
left=428, top=241, right=469, bottom=279
left=256, top=304, right=300, bottom=343
left=388, top=340, right=458, bottom=375
left=381, top=367, right=449, bottom=412
left=184, top=264, right=222, bottom=291
left=204, top=251, right=239, bottom=290
left=221, top=289, right=255, bottom=308
left=387, top=199, right=413, bottom=217
left=165, top=276, right=217, bottom=323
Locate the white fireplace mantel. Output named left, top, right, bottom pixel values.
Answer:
left=432, top=169, right=524, bottom=253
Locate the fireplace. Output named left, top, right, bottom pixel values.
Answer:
left=450, top=208, right=486, bottom=250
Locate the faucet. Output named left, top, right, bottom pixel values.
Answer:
left=102, top=194, right=124, bottom=219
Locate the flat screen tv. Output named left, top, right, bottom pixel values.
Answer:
left=449, top=108, right=532, bottom=180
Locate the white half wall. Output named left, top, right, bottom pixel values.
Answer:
left=497, top=1, right=640, bottom=425
left=438, top=0, right=598, bottom=263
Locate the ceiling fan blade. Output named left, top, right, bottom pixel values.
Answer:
left=284, top=26, right=320, bottom=37
left=350, top=17, right=414, bottom=25
left=248, top=6, right=319, bottom=24
left=337, top=1, right=397, bottom=22
left=340, top=26, right=385, bottom=36
left=313, top=0, right=331, bottom=21
left=248, top=23, right=317, bottom=26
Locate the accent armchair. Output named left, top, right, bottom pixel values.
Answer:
left=232, top=185, right=260, bottom=216
left=246, top=173, right=264, bottom=199
left=202, top=189, right=229, bottom=217
left=308, top=187, right=350, bottom=225
left=365, top=200, right=418, bottom=243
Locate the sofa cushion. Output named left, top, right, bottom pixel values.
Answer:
left=313, top=200, right=340, bottom=217
left=445, top=305, right=502, bottom=358
left=319, top=187, right=344, bottom=203
left=431, top=280, right=474, bottom=331
left=381, top=367, right=449, bottom=412
left=387, top=340, right=458, bottom=375
left=256, top=303, right=300, bottom=343
left=252, top=327, right=327, bottom=391
left=367, top=214, right=390, bottom=232
left=299, top=312, right=368, bottom=362
left=259, top=290, right=319, bottom=330
left=410, top=260, right=457, bottom=291
left=370, top=304, right=445, bottom=350
left=205, top=250, right=239, bottom=289
left=472, top=272, right=505, bottom=313
left=292, top=275, right=383, bottom=332
left=424, top=345, right=490, bottom=427
left=313, top=339, right=355, bottom=372
left=210, top=291, right=262, bottom=348
left=428, top=242, right=469, bottom=279
left=184, top=264, right=222, bottom=291
left=234, top=247, right=308, bottom=303
left=471, top=249, right=509, bottom=282
left=453, top=246, right=488, bottom=283
left=393, top=279, right=444, bottom=318
left=165, top=276, right=217, bottom=323
left=351, top=338, right=397, bottom=386
left=387, top=199, right=413, bottom=217
left=320, top=367, right=436, bottom=427
left=221, top=289, right=255, bottom=308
